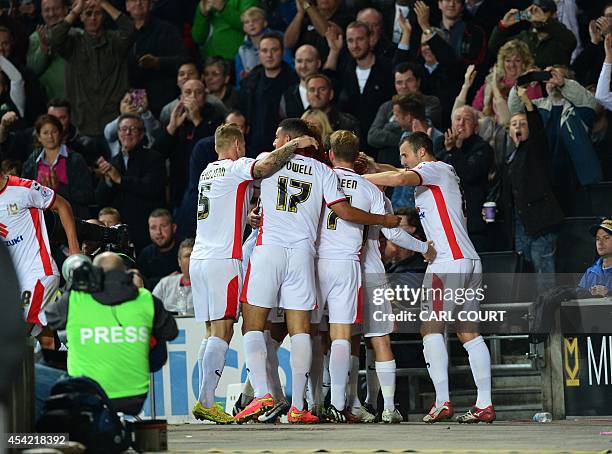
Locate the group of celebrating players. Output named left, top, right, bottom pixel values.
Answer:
left=189, top=117, right=496, bottom=425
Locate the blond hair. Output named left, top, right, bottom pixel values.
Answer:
left=496, top=40, right=534, bottom=78
left=301, top=109, right=333, bottom=143
left=241, top=6, right=266, bottom=21
left=215, top=123, right=244, bottom=153
left=329, top=130, right=359, bottom=163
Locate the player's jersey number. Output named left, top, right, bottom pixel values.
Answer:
left=197, top=183, right=211, bottom=220
left=326, top=195, right=352, bottom=230
left=276, top=177, right=312, bottom=213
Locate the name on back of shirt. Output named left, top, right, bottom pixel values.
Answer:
left=201, top=167, right=226, bottom=180
left=340, top=178, right=358, bottom=190
left=286, top=162, right=312, bottom=175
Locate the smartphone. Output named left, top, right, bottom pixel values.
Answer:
left=130, top=89, right=146, bottom=108
left=514, top=10, right=531, bottom=22
left=516, top=70, right=552, bottom=87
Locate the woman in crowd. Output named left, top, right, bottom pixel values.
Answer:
left=472, top=40, right=542, bottom=119
left=301, top=108, right=333, bottom=146
left=22, top=114, right=93, bottom=219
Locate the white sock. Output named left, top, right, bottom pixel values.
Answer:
left=241, top=379, right=254, bottom=406
left=290, top=333, right=312, bottom=410
left=375, top=360, right=396, bottom=411
left=197, top=338, right=207, bottom=390
left=308, top=335, right=325, bottom=408
left=348, top=355, right=361, bottom=410
left=365, top=347, right=379, bottom=408
left=198, top=336, right=228, bottom=407
left=329, top=339, right=350, bottom=410
left=423, top=334, right=449, bottom=407
left=264, top=331, right=285, bottom=402
left=463, top=336, right=492, bottom=408
left=321, top=351, right=331, bottom=403
left=244, top=331, right=269, bottom=398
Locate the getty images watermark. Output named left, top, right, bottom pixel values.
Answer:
left=370, top=284, right=507, bottom=323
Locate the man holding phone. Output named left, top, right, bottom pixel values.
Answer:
left=490, top=0, right=576, bottom=68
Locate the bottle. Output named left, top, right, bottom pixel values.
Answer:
left=176, top=285, right=188, bottom=316
left=532, top=412, right=552, bottom=423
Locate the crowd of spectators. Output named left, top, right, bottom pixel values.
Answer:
left=0, top=0, right=611, bottom=313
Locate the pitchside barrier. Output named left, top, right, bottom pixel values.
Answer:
left=141, top=296, right=611, bottom=423
left=141, top=317, right=293, bottom=424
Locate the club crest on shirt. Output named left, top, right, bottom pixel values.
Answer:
left=8, top=203, right=18, bottom=215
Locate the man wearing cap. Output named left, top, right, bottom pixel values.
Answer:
left=578, top=219, right=612, bottom=297
left=490, top=0, right=577, bottom=68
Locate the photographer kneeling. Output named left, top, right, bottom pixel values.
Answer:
left=44, top=251, right=178, bottom=414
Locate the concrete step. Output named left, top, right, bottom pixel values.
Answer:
left=492, top=373, right=542, bottom=388
left=418, top=387, right=542, bottom=408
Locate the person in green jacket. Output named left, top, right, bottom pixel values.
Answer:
left=192, top=0, right=260, bottom=60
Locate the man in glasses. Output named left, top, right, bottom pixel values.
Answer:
left=95, top=113, right=165, bottom=252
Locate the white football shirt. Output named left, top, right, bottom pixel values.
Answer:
left=0, top=176, right=58, bottom=287
left=257, top=155, right=346, bottom=254
left=191, top=158, right=255, bottom=260
left=317, top=167, right=385, bottom=261
left=411, top=160, right=479, bottom=263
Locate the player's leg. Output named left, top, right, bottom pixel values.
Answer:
left=236, top=245, right=285, bottom=422
left=258, top=318, right=291, bottom=422
left=369, top=334, right=402, bottom=423
left=266, top=318, right=288, bottom=402
left=281, top=249, right=319, bottom=423
left=364, top=337, right=380, bottom=413
left=234, top=302, right=274, bottom=422
left=191, top=259, right=238, bottom=423
left=455, top=260, right=495, bottom=424
left=307, top=321, right=324, bottom=414
left=324, top=260, right=361, bottom=422
left=420, top=267, right=453, bottom=423
left=197, top=322, right=211, bottom=393
left=285, top=309, right=319, bottom=423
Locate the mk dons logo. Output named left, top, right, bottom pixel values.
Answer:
left=564, top=337, right=580, bottom=387
left=0, top=223, right=8, bottom=238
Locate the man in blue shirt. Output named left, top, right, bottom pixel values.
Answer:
left=578, top=218, right=612, bottom=297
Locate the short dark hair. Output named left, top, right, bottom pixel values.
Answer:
left=395, top=207, right=425, bottom=240
left=260, top=31, right=283, bottom=48
left=305, top=73, right=332, bottom=88
left=392, top=93, right=426, bottom=121
left=204, top=56, right=231, bottom=79
left=179, top=60, right=201, bottom=75
left=149, top=208, right=173, bottom=222
left=226, top=109, right=247, bottom=125
left=346, top=20, right=370, bottom=37
left=400, top=131, right=433, bottom=156
left=118, top=113, right=144, bottom=129
left=278, top=118, right=311, bottom=139
left=47, top=98, right=71, bottom=115
left=394, top=62, right=423, bottom=81
left=178, top=238, right=195, bottom=256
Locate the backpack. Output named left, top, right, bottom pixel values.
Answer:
left=36, top=376, right=131, bottom=453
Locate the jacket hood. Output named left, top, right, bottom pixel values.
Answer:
left=91, top=269, right=139, bottom=305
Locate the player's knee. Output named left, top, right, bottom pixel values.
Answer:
left=456, top=331, right=479, bottom=344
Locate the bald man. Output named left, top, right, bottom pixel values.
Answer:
left=280, top=44, right=321, bottom=118
left=45, top=251, right=178, bottom=414
left=356, top=7, right=395, bottom=58
left=158, top=77, right=227, bottom=205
